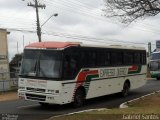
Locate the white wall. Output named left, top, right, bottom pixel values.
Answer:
left=0, top=29, right=10, bottom=80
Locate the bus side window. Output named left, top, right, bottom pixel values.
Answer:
left=141, top=52, right=146, bottom=65
left=64, top=55, right=78, bottom=80
left=144, top=53, right=147, bottom=64
left=105, top=52, right=110, bottom=66
left=89, top=52, right=96, bottom=67
left=96, top=52, right=106, bottom=67
left=80, top=52, right=87, bottom=67
left=134, top=53, right=141, bottom=64
left=111, top=52, right=123, bottom=66
left=81, top=51, right=96, bottom=68
left=124, top=52, right=133, bottom=65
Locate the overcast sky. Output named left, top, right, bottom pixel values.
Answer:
left=0, top=0, right=160, bottom=60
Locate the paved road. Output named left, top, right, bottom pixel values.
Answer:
left=0, top=79, right=160, bottom=120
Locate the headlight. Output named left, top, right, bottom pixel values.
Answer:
left=47, top=90, right=59, bottom=94
left=19, top=87, right=25, bottom=89
left=19, top=78, right=25, bottom=85
left=48, top=90, right=54, bottom=93
left=48, top=90, right=55, bottom=94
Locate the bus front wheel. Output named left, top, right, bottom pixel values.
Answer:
left=72, top=89, right=85, bottom=108
left=39, top=102, right=49, bottom=107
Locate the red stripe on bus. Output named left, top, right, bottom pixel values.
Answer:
left=72, top=70, right=98, bottom=101
left=128, top=65, right=138, bottom=71
left=77, top=70, right=98, bottom=82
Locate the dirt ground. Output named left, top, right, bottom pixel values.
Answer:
left=0, top=91, right=18, bottom=102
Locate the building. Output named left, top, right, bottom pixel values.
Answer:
left=0, top=29, right=11, bottom=91
left=156, top=40, right=160, bottom=51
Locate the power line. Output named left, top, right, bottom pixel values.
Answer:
left=0, top=0, right=159, bottom=36
left=46, top=0, right=110, bottom=23
left=0, top=0, right=159, bottom=44
left=43, top=30, right=147, bottom=45
left=26, top=0, right=46, bottom=42
left=46, top=0, right=160, bottom=35
left=7, top=27, right=148, bottom=46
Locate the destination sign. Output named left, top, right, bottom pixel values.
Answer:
left=99, top=67, right=128, bottom=78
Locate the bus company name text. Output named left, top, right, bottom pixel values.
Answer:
left=99, top=68, right=128, bottom=78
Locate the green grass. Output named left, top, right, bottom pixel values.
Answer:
left=46, top=107, right=160, bottom=120
left=46, top=93, right=160, bottom=120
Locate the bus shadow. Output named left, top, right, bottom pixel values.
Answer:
left=25, top=91, right=139, bottom=112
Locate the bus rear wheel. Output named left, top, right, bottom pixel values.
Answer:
left=122, top=82, right=130, bottom=97
left=72, top=89, right=85, bottom=108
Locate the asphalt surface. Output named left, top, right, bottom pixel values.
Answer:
left=0, top=79, right=160, bottom=120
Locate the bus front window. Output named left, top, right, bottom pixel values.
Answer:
left=151, top=53, right=160, bottom=60
left=20, top=50, right=62, bottom=79
left=20, top=50, right=39, bottom=76
left=39, top=51, right=62, bottom=78
left=150, top=61, right=160, bottom=71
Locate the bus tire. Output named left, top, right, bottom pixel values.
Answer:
left=121, top=81, right=130, bottom=97
left=39, top=102, right=49, bottom=107
left=72, top=89, right=85, bottom=108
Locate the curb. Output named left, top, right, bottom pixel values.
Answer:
left=47, top=108, right=109, bottom=120
left=119, top=90, right=160, bottom=108
left=47, top=89, right=160, bottom=119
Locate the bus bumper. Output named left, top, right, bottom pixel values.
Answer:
left=18, top=91, right=65, bottom=105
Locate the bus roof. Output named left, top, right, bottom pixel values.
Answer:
left=25, top=41, right=145, bottom=50
left=81, top=44, right=145, bottom=50
left=25, top=41, right=80, bottom=49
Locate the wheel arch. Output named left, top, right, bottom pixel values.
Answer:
left=124, top=79, right=131, bottom=88
left=76, top=86, right=86, bottom=97
left=72, top=85, right=86, bottom=108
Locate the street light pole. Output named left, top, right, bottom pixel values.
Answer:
left=23, top=0, right=58, bottom=42
left=41, top=13, right=58, bottom=28
left=40, top=13, right=58, bottom=40
left=27, top=0, right=46, bottom=42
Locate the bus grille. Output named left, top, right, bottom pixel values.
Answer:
left=26, top=87, right=45, bottom=93
left=26, top=93, right=46, bottom=101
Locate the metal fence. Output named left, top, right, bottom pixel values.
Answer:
left=0, top=72, right=18, bottom=92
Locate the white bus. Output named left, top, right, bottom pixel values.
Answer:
left=18, top=41, right=147, bottom=107
left=150, top=51, right=160, bottom=80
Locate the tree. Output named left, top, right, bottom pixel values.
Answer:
left=9, top=53, right=22, bottom=76
left=103, top=0, right=160, bottom=24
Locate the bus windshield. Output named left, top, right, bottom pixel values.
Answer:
left=151, top=52, right=160, bottom=60
left=20, top=50, right=62, bottom=79
left=150, top=61, right=160, bottom=71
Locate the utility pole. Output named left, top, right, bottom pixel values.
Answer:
left=23, top=35, right=25, bottom=49
left=17, top=42, right=19, bottom=54
left=27, top=0, right=46, bottom=42
left=148, top=42, right=152, bottom=57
